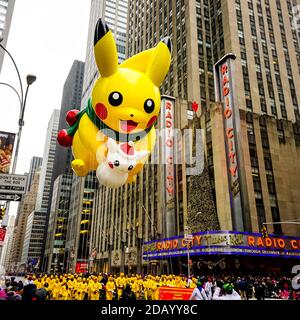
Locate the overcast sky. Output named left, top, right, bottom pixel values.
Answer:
left=0, top=0, right=90, bottom=175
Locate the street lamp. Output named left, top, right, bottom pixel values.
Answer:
left=0, top=37, right=37, bottom=174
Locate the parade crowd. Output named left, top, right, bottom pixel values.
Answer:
left=0, top=272, right=299, bottom=301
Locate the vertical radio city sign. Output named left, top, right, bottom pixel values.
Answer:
left=221, top=62, right=239, bottom=184
left=161, top=96, right=175, bottom=202
left=214, top=54, right=249, bottom=231
left=160, top=95, right=176, bottom=237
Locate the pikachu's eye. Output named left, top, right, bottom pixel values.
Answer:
left=109, top=92, right=123, bottom=106
left=144, top=99, right=155, bottom=113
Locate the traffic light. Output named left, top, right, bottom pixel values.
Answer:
left=261, top=226, right=269, bottom=238
left=0, top=206, right=5, bottom=220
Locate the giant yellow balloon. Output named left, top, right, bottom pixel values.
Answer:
left=57, top=18, right=172, bottom=188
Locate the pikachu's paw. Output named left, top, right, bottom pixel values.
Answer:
left=127, top=174, right=137, bottom=184
left=72, top=159, right=89, bottom=177
left=131, top=162, right=144, bottom=175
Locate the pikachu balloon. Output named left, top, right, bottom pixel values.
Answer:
left=57, top=19, right=172, bottom=188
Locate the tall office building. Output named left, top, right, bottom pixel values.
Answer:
left=9, top=170, right=40, bottom=271
left=64, top=0, right=127, bottom=273
left=33, top=109, right=60, bottom=269
left=53, top=60, right=84, bottom=180
left=0, top=0, right=15, bottom=73
left=35, top=109, right=60, bottom=212
left=44, top=174, right=72, bottom=273
left=89, top=0, right=300, bottom=274
left=43, top=61, right=84, bottom=273
left=26, top=156, right=42, bottom=192
left=20, top=210, right=47, bottom=268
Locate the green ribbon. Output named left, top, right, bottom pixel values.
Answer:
left=67, top=99, right=155, bottom=143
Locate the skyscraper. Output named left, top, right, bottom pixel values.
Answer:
left=35, top=109, right=60, bottom=213
left=53, top=60, right=84, bottom=180
left=64, top=0, right=127, bottom=273
left=26, top=156, right=42, bottom=192
left=43, top=61, right=84, bottom=273
left=0, top=0, right=15, bottom=73
left=44, top=174, right=72, bottom=273
left=21, top=210, right=47, bottom=269
left=8, top=170, right=40, bottom=271
left=33, top=109, right=60, bottom=269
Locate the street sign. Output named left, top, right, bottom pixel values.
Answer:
left=0, top=174, right=27, bottom=194
left=0, top=193, right=22, bottom=201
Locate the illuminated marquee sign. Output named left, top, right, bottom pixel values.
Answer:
left=221, top=63, right=238, bottom=183
left=214, top=53, right=248, bottom=230
left=143, top=231, right=300, bottom=260
left=162, top=97, right=175, bottom=201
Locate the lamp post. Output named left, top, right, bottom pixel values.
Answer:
left=11, top=74, right=37, bottom=174
left=0, top=38, right=36, bottom=229
left=0, top=37, right=37, bottom=174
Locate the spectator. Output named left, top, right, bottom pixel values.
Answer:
left=189, top=280, right=208, bottom=300
left=22, top=282, right=37, bottom=301
left=254, top=280, right=266, bottom=301
left=237, top=277, right=248, bottom=300
left=35, top=282, right=51, bottom=301
left=4, top=287, right=22, bottom=301
left=213, top=283, right=241, bottom=300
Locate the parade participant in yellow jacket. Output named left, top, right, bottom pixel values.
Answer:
left=106, top=276, right=116, bottom=300
left=67, top=277, right=75, bottom=299
left=74, top=277, right=82, bottom=300
left=153, top=277, right=161, bottom=300
left=143, top=276, right=155, bottom=300
left=89, top=278, right=101, bottom=300
left=190, top=277, right=197, bottom=289
left=176, top=276, right=187, bottom=288
left=131, top=278, right=140, bottom=299
left=34, top=277, right=42, bottom=289
left=116, top=272, right=127, bottom=299
left=51, top=279, right=61, bottom=300
left=60, top=283, right=70, bottom=300
left=78, top=278, right=88, bottom=300
left=167, top=275, right=176, bottom=287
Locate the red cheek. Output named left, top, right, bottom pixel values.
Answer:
left=95, top=103, right=108, bottom=120
left=108, top=162, right=114, bottom=169
left=147, top=116, right=157, bottom=128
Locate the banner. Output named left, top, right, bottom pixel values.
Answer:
left=0, top=227, right=6, bottom=245
left=159, top=287, right=193, bottom=300
left=76, top=262, right=88, bottom=273
left=0, top=131, right=15, bottom=174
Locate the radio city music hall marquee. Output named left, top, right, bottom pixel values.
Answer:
left=143, top=231, right=300, bottom=259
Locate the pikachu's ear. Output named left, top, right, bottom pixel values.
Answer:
left=94, top=19, right=118, bottom=77
left=146, top=37, right=172, bottom=87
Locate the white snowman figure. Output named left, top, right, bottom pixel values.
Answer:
left=96, top=138, right=149, bottom=188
